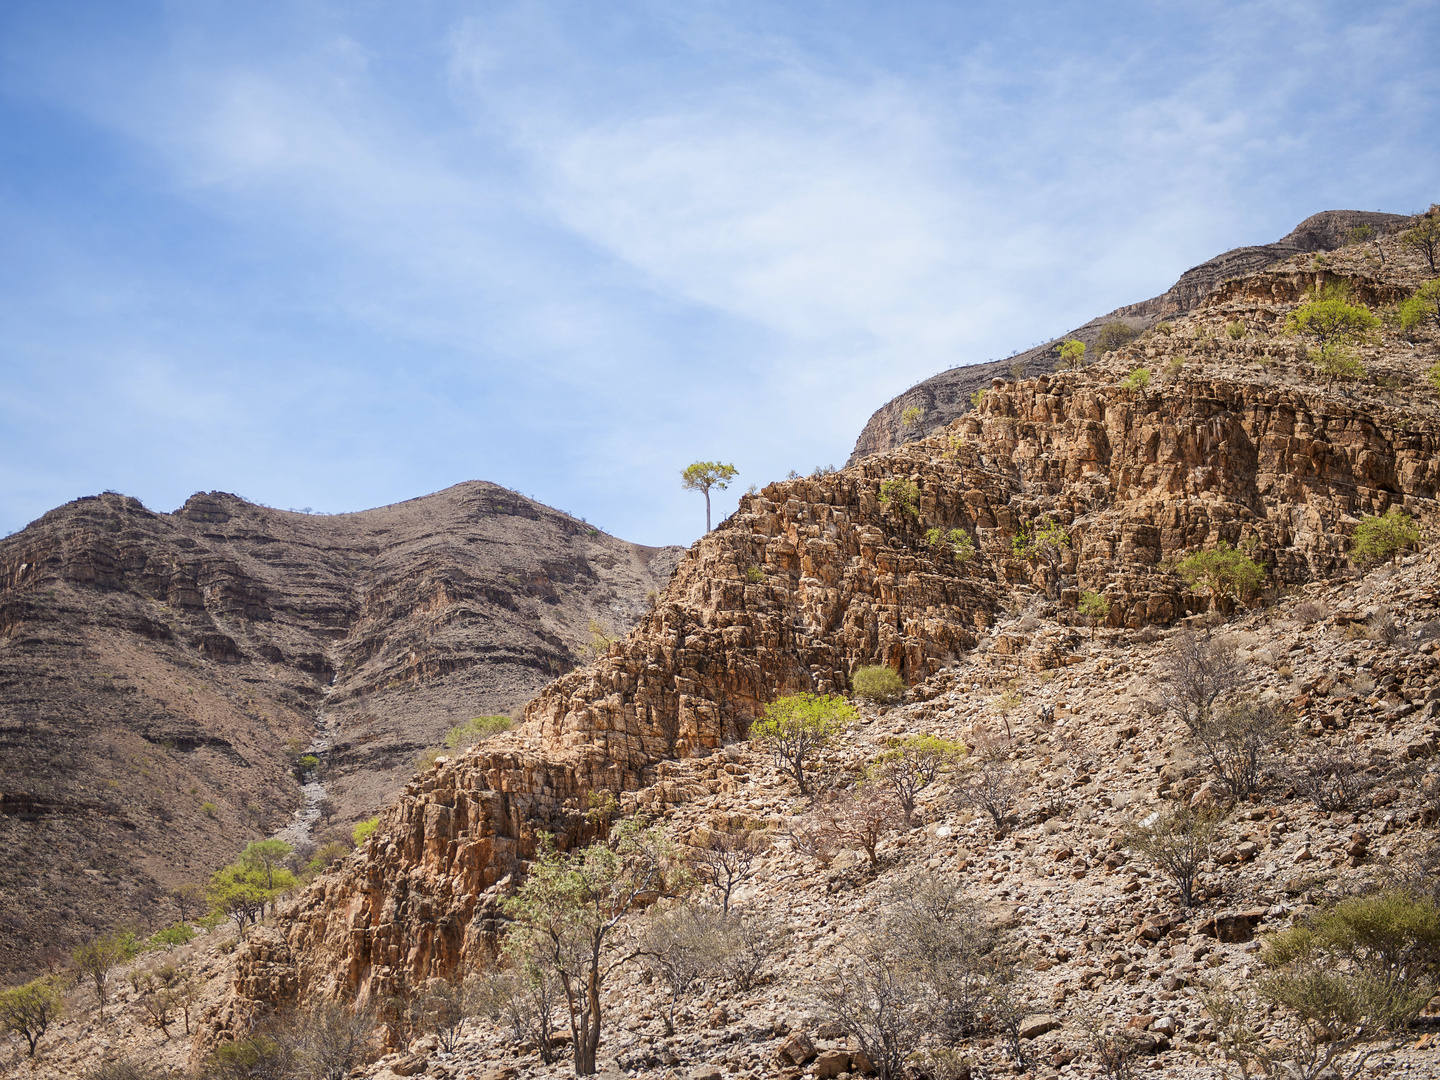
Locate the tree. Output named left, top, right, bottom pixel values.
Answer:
left=1057, top=339, right=1086, bottom=368
left=1155, top=629, right=1244, bottom=733
left=72, top=936, right=124, bottom=1019
left=871, top=736, right=964, bottom=828
left=501, top=817, right=686, bottom=1075
left=238, top=840, right=293, bottom=890
left=1285, top=286, right=1380, bottom=372
left=207, top=859, right=297, bottom=935
left=748, top=692, right=857, bottom=795
left=878, top=478, right=919, bottom=518
left=1013, top=517, right=1070, bottom=598
left=1398, top=278, right=1440, bottom=335
left=1077, top=590, right=1110, bottom=636
left=900, top=405, right=923, bottom=433
left=1400, top=207, right=1440, bottom=272
left=1124, top=805, right=1217, bottom=908
left=680, top=462, right=737, bottom=533
left=1352, top=507, right=1422, bottom=565
left=171, top=882, right=207, bottom=923
left=953, top=745, right=1019, bottom=833
left=852, top=664, right=905, bottom=703
left=1095, top=321, right=1138, bottom=354
left=1176, top=541, right=1265, bottom=604
left=812, top=785, right=902, bottom=867
left=688, top=828, right=766, bottom=915
left=0, top=977, right=63, bottom=1057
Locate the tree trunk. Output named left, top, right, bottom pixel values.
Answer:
left=704, top=490, right=712, bottom=533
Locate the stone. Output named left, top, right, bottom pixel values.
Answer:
left=388, top=1054, right=427, bottom=1077
left=1018, top=1014, right=1062, bottom=1039
left=814, top=1050, right=853, bottom=1079
left=1200, top=910, right=1267, bottom=943
left=690, top=1068, right=723, bottom=1080
left=776, top=1032, right=818, bottom=1066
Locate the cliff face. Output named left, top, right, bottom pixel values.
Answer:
left=846, top=209, right=1410, bottom=465
left=0, top=483, right=679, bottom=980
left=209, top=234, right=1440, bottom=1045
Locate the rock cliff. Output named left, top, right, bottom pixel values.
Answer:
left=847, top=209, right=1409, bottom=465
left=205, top=221, right=1439, bottom=1049
left=0, top=482, right=680, bottom=980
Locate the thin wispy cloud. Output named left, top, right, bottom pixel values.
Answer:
left=0, top=0, right=1435, bottom=543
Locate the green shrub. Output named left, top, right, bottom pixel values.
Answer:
left=1177, top=542, right=1266, bottom=602
left=1095, top=321, right=1139, bottom=354
left=443, top=715, right=513, bottom=750
left=924, top=527, right=975, bottom=564
left=878, top=478, right=919, bottom=518
left=1352, top=507, right=1422, bottom=565
left=1313, top=343, right=1366, bottom=379
left=352, top=817, right=380, bottom=846
left=1057, top=338, right=1086, bottom=368
left=200, top=801, right=218, bottom=819
left=149, top=923, right=196, bottom=949
left=900, top=405, right=923, bottom=431
left=1428, top=360, right=1440, bottom=395
left=1399, top=278, right=1440, bottom=334
left=1156, top=321, right=1174, bottom=336
left=969, top=387, right=987, bottom=408
left=1077, top=590, right=1110, bottom=635
left=1163, top=357, right=1185, bottom=379
left=1225, top=320, right=1246, bottom=339
left=745, top=565, right=765, bottom=583
left=1123, top=367, right=1151, bottom=390
left=1285, top=284, right=1379, bottom=353
left=852, top=665, right=905, bottom=703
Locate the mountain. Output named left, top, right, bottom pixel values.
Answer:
left=0, top=482, right=682, bottom=980
left=179, top=212, right=1440, bottom=1076
left=846, top=209, right=1410, bottom=465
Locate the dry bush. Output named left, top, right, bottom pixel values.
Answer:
left=481, top=964, right=563, bottom=1064
left=717, top=910, right=791, bottom=991
left=201, top=1001, right=380, bottom=1080
left=1291, top=745, right=1372, bottom=811
left=818, top=872, right=1027, bottom=1080
left=1293, top=599, right=1330, bottom=625
left=688, top=827, right=767, bottom=914
left=953, top=740, right=1021, bottom=832
left=1369, top=606, right=1403, bottom=645
left=638, top=904, right=729, bottom=1036
left=1124, top=805, right=1218, bottom=908
left=814, top=785, right=903, bottom=866
left=1155, top=630, right=1245, bottom=732
left=1193, top=697, right=1291, bottom=798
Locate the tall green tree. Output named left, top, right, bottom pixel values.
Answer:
left=1401, top=208, right=1440, bottom=272
left=502, top=818, right=686, bottom=1075
left=0, top=977, right=63, bottom=1058
left=680, top=462, right=738, bottom=532
left=748, top=692, right=857, bottom=795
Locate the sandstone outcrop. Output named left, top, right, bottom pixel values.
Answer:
left=204, top=222, right=1440, bottom=1053
left=847, top=209, right=1410, bottom=464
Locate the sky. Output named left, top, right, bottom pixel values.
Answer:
left=1, top=1, right=1437, bottom=547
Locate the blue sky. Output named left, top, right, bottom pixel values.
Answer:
left=2, top=1, right=1436, bottom=546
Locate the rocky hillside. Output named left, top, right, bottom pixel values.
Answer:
left=164, top=213, right=1440, bottom=1078
left=0, top=483, right=681, bottom=981
left=847, top=209, right=1409, bottom=465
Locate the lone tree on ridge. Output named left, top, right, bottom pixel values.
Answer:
left=681, top=461, right=737, bottom=532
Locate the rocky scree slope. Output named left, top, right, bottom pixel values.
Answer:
left=847, top=209, right=1409, bottom=465
left=202, top=224, right=1440, bottom=1056
left=0, top=482, right=680, bottom=981
left=22, top=551, right=1440, bottom=1080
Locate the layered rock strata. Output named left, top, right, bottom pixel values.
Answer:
left=847, top=209, right=1410, bottom=464
left=211, top=244, right=1440, bottom=1046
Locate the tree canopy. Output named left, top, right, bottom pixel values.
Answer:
left=680, top=462, right=737, bottom=533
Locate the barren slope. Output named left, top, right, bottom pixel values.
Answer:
left=0, top=482, right=681, bottom=981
